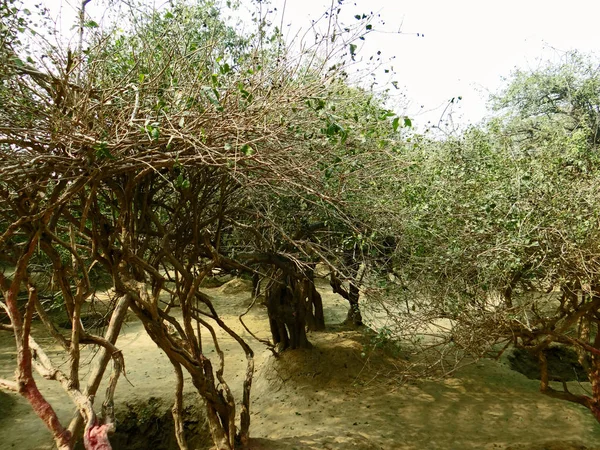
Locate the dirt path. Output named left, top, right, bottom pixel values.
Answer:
left=1, top=281, right=600, bottom=449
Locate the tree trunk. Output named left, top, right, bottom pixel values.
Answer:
left=2, top=236, right=74, bottom=450
left=127, top=296, right=238, bottom=450
left=590, top=363, right=600, bottom=423
left=589, top=327, right=600, bottom=423
left=203, top=398, right=234, bottom=450
left=68, top=295, right=131, bottom=439
left=345, top=283, right=363, bottom=326
left=304, top=267, right=325, bottom=331
left=330, top=273, right=363, bottom=326
left=252, top=272, right=261, bottom=298
left=265, top=271, right=312, bottom=351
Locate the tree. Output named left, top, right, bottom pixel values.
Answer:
left=390, top=51, right=600, bottom=422
left=0, top=0, right=401, bottom=448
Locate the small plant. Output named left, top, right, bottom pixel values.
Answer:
left=371, top=325, right=393, bottom=349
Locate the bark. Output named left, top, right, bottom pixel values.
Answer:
left=346, top=283, right=363, bottom=326
left=204, top=403, right=233, bottom=450
left=171, top=362, right=189, bottom=450
left=1, top=218, right=118, bottom=450
left=239, top=350, right=254, bottom=446
left=2, top=236, right=73, bottom=449
left=83, top=424, right=112, bottom=450
left=589, top=323, right=600, bottom=423
left=252, top=272, right=261, bottom=298
left=590, top=362, right=600, bottom=423
left=304, top=267, right=325, bottom=331
left=197, top=292, right=255, bottom=445
left=188, top=361, right=234, bottom=450
left=330, top=272, right=363, bottom=326
left=29, top=336, right=116, bottom=450
left=127, top=294, right=236, bottom=450
left=68, top=294, right=131, bottom=437
left=265, top=271, right=312, bottom=351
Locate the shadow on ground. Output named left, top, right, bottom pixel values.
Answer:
left=247, top=434, right=383, bottom=450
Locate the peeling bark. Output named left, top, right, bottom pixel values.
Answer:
left=83, top=424, right=113, bottom=450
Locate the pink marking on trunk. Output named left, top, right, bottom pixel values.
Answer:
left=84, top=424, right=113, bottom=450
left=21, top=378, right=71, bottom=447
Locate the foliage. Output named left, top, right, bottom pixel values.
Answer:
left=389, top=50, right=600, bottom=421
left=492, top=50, right=600, bottom=147
left=0, top=0, right=402, bottom=448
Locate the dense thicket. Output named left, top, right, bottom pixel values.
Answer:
left=0, top=1, right=402, bottom=449
left=390, top=51, right=600, bottom=422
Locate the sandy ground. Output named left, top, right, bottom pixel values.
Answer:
left=1, top=280, right=600, bottom=450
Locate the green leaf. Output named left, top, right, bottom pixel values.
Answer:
left=241, top=144, right=254, bottom=156
left=366, top=24, right=372, bottom=30
left=175, top=174, right=190, bottom=189
left=84, top=20, right=99, bottom=28
left=204, top=87, right=223, bottom=111
left=220, top=63, right=231, bottom=74
left=325, top=122, right=340, bottom=137
left=94, top=142, right=114, bottom=160
left=404, top=117, right=412, bottom=128
left=349, top=44, right=357, bottom=58
left=378, top=110, right=395, bottom=120
left=238, top=84, right=253, bottom=104
left=392, top=117, right=400, bottom=132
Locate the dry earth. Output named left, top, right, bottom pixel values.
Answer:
left=1, top=279, right=600, bottom=449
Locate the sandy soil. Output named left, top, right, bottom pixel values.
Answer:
left=1, top=280, right=600, bottom=450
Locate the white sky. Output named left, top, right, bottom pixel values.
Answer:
left=38, top=0, right=600, bottom=130
left=274, top=0, right=600, bottom=129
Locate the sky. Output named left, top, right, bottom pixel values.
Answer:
left=271, top=0, right=600, bottom=130
left=39, top=0, right=600, bottom=130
